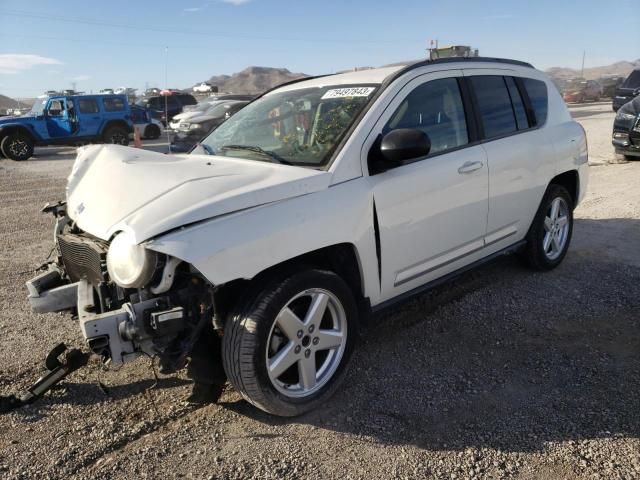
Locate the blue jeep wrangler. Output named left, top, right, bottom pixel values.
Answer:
left=0, top=94, right=134, bottom=161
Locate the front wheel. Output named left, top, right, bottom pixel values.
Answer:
left=223, top=269, right=358, bottom=417
left=522, top=184, right=574, bottom=270
left=103, top=126, right=130, bottom=145
left=1, top=133, right=34, bottom=161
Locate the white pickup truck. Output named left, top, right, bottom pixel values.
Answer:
left=26, top=57, right=588, bottom=417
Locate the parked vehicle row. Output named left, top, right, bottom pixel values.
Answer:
left=562, top=79, right=602, bottom=103
left=135, top=93, right=198, bottom=125
left=25, top=57, right=588, bottom=416
left=170, top=100, right=248, bottom=152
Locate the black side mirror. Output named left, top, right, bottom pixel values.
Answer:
left=380, top=128, right=431, bottom=165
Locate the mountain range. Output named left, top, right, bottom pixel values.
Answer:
left=205, top=66, right=308, bottom=94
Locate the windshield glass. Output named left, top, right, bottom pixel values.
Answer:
left=199, top=84, right=378, bottom=167
left=622, top=70, right=640, bottom=88
left=30, top=98, right=47, bottom=115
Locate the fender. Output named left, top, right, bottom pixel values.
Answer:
left=0, top=123, right=42, bottom=143
left=146, top=177, right=383, bottom=304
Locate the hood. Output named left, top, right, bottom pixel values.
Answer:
left=171, top=110, right=202, bottom=122
left=66, top=145, right=331, bottom=243
left=0, top=114, right=36, bottom=125
left=187, top=113, right=224, bottom=124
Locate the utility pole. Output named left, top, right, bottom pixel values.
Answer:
left=580, top=51, right=586, bottom=79
left=164, top=47, right=171, bottom=151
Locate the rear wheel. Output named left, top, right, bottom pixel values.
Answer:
left=144, top=124, right=161, bottom=140
left=522, top=184, right=574, bottom=270
left=223, top=269, right=358, bottom=417
left=0, top=133, right=34, bottom=161
left=103, top=126, right=129, bottom=145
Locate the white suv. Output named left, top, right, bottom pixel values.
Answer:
left=27, top=58, right=588, bottom=416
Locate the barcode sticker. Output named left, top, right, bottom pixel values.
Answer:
left=321, top=87, right=376, bottom=99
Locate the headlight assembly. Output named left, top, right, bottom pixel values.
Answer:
left=106, top=232, right=158, bottom=288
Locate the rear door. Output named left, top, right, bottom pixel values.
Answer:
left=75, top=97, right=102, bottom=137
left=464, top=71, right=555, bottom=250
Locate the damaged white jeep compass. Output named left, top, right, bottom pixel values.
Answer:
left=24, top=58, right=588, bottom=416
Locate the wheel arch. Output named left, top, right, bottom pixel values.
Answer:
left=212, top=243, right=369, bottom=328
left=0, top=124, right=38, bottom=144
left=549, top=169, right=579, bottom=208
left=102, top=119, right=133, bottom=135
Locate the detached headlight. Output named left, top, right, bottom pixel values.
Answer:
left=106, top=232, right=158, bottom=288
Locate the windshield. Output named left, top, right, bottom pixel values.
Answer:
left=622, top=70, right=640, bottom=89
left=199, top=84, right=378, bottom=167
left=30, top=98, right=47, bottom=115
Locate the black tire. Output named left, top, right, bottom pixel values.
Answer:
left=0, top=133, right=34, bottom=161
left=624, top=155, right=638, bottom=161
left=223, top=268, right=358, bottom=417
left=144, top=124, right=161, bottom=140
left=103, top=125, right=130, bottom=146
left=522, top=184, right=574, bottom=271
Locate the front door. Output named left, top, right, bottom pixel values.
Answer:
left=365, top=72, right=489, bottom=301
left=45, top=97, right=74, bottom=138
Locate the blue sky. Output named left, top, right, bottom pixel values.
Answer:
left=0, top=0, right=638, bottom=98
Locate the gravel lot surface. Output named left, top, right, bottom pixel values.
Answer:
left=1, top=106, right=639, bottom=480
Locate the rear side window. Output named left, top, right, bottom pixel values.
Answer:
left=504, top=77, right=529, bottom=130
left=78, top=99, right=99, bottom=114
left=178, top=94, right=197, bottom=106
left=384, top=77, right=468, bottom=155
left=521, top=78, right=548, bottom=126
left=469, top=76, right=517, bottom=139
left=103, top=97, right=125, bottom=112
left=622, top=70, right=640, bottom=88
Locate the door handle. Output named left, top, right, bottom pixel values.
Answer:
left=458, top=161, right=483, bottom=174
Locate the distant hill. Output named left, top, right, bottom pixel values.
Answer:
left=546, top=59, right=640, bottom=80
left=205, top=66, right=309, bottom=94
left=0, top=94, right=24, bottom=111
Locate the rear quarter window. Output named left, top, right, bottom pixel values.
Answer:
left=103, top=97, right=126, bottom=112
left=522, top=78, right=548, bottom=126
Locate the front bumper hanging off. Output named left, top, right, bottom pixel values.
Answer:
left=26, top=265, right=186, bottom=367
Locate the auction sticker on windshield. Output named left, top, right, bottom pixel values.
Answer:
left=321, top=87, right=376, bottom=99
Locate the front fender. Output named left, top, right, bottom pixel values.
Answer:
left=146, top=177, right=381, bottom=302
left=0, top=123, right=41, bottom=141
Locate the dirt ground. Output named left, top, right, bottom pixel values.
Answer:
left=0, top=105, right=639, bottom=480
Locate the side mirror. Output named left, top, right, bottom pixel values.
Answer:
left=380, top=128, right=431, bottom=165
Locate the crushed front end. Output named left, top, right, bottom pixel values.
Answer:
left=26, top=201, right=217, bottom=371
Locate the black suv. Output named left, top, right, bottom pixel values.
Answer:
left=613, top=69, right=640, bottom=111
left=612, top=96, right=640, bottom=159
left=136, top=93, right=197, bottom=125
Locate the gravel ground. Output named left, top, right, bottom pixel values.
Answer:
left=1, top=107, right=639, bottom=480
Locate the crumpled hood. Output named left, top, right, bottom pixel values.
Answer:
left=66, top=145, right=331, bottom=243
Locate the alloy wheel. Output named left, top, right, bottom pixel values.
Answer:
left=543, top=197, right=570, bottom=260
left=266, top=288, right=348, bottom=398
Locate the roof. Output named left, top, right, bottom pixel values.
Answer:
left=273, top=57, right=536, bottom=94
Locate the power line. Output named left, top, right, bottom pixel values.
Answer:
left=0, top=9, right=423, bottom=45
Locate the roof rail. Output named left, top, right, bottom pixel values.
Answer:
left=419, top=56, right=534, bottom=68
